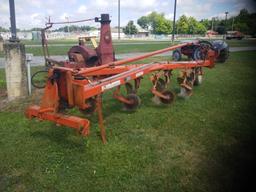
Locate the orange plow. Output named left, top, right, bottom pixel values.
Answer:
left=26, top=14, right=228, bottom=143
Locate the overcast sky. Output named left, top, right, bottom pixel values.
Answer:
left=0, top=0, right=255, bottom=29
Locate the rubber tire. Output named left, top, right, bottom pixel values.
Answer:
left=172, top=50, right=182, bottom=61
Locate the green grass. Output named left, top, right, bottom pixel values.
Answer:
left=24, top=42, right=173, bottom=56
left=21, top=39, right=174, bottom=45
left=24, top=39, right=256, bottom=56
left=225, top=39, right=256, bottom=47
left=1, top=39, right=255, bottom=57
left=21, top=38, right=256, bottom=47
left=0, top=51, right=256, bottom=191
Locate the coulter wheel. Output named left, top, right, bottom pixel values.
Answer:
left=123, top=94, right=141, bottom=111
left=155, top=78, right=166, bottom=92
left=193, top=67, right=203, bottom=86
left=159, top=90, right=175, bottom=104
left=125, top=82, right=134, bottom=94
left=194, top=74, right=203, bottom=86
left=80, top=98, right=96, bottom=114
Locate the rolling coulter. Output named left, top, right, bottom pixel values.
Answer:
left=26, top=14, right=227, bottom=143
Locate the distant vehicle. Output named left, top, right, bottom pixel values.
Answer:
left=172, top=40, right=229, bottom=63
left=226, top=31, right=244, bottom=40
left=206, top=30, right=218, bottom=37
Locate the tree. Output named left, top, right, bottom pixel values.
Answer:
left=53, top=25, right=96, bottom=32
left=123, top=21, right=138, bottom=35
left=234, top=22, right=249, bottom=33
left=176, top=15, right=189, bottom=34
left=216, top=21, right=226, bottom=34
left=176, top=15, right=206, bottom=34
left=237, top=9, right=250, bottom=22
left=137, top=16, right=149, bottom=30
left=187, top=17, right=198, bottom=34
left=137, top=12, right=172, bottom=34
left=0, top=26, right=9, bottom=32
left=200, top=19, right=211, bottom=30
left=195, top=23, right=207, bottom=34
left=154, top=17, right=172, bottom=34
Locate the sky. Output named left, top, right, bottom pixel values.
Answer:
left=0, top=0, right=255, bottom=29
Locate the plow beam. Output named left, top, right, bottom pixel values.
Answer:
left=71, top=42, right=193, bottom=76
left=26, top=106, right=90, bottom=136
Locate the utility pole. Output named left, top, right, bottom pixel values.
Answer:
left=65, top=16, right=70, bottom=33
left=214, top=17, right=218, bottom=31
left=172, top=0, right=177, bottom=43
left=118, top=0, right=121, bottom=40
left=224, top=12, right=229, bottom=39
left=9, top=0, right=17, bottom=41
left=232, top=17, right=235, bottom=31
left=211, top=17, right=214, bottom=31
left=225, top=12, right=229, bottom=31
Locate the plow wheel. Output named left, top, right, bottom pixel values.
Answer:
left=194, top=74, right=203, bottom=86
left=159, top=90, right=175, bottom=104
left=31, top=70, right=48, bottom=89
left=178, top=83, right=193, bottom=98
left=155, top=78, right=166, bottom=92
left=80, top=98, right=97, bottom=114
left=177, top=76, right=185, bottom=84
left=125, top=82, right=134, bottom=94
left=123, top=94, right=141, bottom=111
left=194, top=68, right=203, bottom=86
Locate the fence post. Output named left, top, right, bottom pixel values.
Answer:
left=4, top=41, right=28, bottom=101
left=26, top=53, right=33, bottom=95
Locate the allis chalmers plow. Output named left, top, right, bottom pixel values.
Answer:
left=26, top=14, right=229, bottom=143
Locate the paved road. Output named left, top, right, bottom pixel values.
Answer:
left=1, top=46, right=256, bottom=69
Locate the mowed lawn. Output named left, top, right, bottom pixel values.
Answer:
left=0, top=39, right=255, bottom=58
left=0, top=51, right=256, bottom=191
left=22, top=38, right=256, bottom=56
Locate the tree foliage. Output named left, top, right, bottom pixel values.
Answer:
left=200, top=9, right=256, bottom=35
left=136, top=9, right=256, bottom=35
left=137, top=12, right=172, bottom=34
left=137, top=16, right=149, bottom=30
left=1, top=9, right=255, bottom=36
left=0, top=27, right=9, bottom=32
left=123, top=21, right=138, bottom=35
left=54, top=25, right=96, bottom=32
left=176, top=15, right=206, bottom=34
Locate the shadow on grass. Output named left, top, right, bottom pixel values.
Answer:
left=30, top=125, right=87, bottom=149
left=197, top=75, right=256, bottom=191
left=209, top=136, right=256, bottom=192
left=198, top=119, right=256, bottom=192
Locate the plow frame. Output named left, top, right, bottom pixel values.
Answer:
left=26, top=43, right=216, bottom=143
left=26, top=13, right=221, bottom=143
